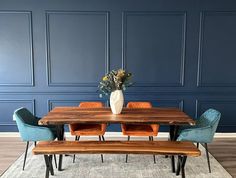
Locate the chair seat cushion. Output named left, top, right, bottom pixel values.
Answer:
left=70, top=124, right=105, bottom=136
left=122, top=124, right=156, bottom=136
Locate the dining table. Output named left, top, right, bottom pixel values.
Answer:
left=39, top=106, right=195, bottom=172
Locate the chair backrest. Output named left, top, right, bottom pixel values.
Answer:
left=197, top=108, right=221, bottom=141
left=197, top=108, right=221, bottom=127
left=13, top=107, right=37, bottom=141
left=69, top=102, right=104, bottom=132
left=13, top=107, right=38, bottom=126
left=79, top=102, right=103, bottom=108
left=127, top=102, right=152, bottom=108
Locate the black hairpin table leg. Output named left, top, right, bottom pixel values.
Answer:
left=56, top=125, right=64, bottom=171
left=169, top=125, right=180, bottom=173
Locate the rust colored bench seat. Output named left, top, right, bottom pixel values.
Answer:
left=33, top=141, right=200, bottom=178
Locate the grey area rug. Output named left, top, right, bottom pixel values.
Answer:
left=1, top=145, right=232, bottom=178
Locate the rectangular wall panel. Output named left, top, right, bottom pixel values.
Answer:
left=0, top=100, right=35, bottom=125
left=46, top=11, right=109, bottom=86
left=125, top=99, right=183, bottom=110
left=196, top=99, right=236, bottom=131
left=197, top=11, right=236, bottom=87
left=122, top=11, right=186, bottom=87
left=0, top=11, right=34, bottom=86
left=48, top=99, right=104, bottom=112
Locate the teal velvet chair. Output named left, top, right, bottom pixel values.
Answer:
left=177, top=108, right=221, bottom=173
left=13, top=107, right=57, bottom=170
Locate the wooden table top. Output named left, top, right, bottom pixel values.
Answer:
left=39, top=107, right=195, bottom=126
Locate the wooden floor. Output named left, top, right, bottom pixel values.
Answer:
left=0, top=137, right=235, bottom=177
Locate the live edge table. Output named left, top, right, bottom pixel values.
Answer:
left=39, top=107, right=195, bottom=172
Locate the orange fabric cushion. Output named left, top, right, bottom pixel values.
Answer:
left=69, top=102, right=107, bottom=136
left=121, top=102, right=159, bottom=136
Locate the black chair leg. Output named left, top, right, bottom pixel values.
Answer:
left=73, top=136, right=80, bottom=163
left=125, top=136, right=130, bottom=163
left=54, top=154, right=57, bottom=168
left=150, top=136, right=156, bottom=164
left=102, top=135, right=105, bottom=141
left=99, top=136, right=104, bottom=163
left=34, top=141, right=37, bottom=147
left=23, top=141, right=29, bottom=171
left=197, top=142, right=199, bottom=148
left=204, top=143, right=211, bottom=173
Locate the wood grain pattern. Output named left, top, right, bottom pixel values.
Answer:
left=39, top=107, right=195, bottom=125
left=32, top=141, right=200, bottom=157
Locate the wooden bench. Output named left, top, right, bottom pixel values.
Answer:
left=33, top=141, right=200, bottom=178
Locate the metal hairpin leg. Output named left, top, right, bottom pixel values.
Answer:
left=176, top=156, right=187, bottom=178
left=57, top=125, right=64, bottom=171
left=169, top=125, right=180, bottom=173
left=204, top=143, right=211, bottom=173
left=23, top=141, right=29, bottom=171
left=149, top=136, right=156, bottom=164
left=73, top=136, right=80, bottom=163
left=125, top=136, right=130, bottom=163
left=99, top=136, right=104, bottom=163
left=53, top=154, right=57, bottom=168
left=44, top=155, right=54, bottom=178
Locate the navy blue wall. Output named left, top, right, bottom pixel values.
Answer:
left=0, top=0, right=236, bottom=132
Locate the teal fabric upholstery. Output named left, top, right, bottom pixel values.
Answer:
left=177, top=108, right=221, bottom=143
left=176, top=108, right=221, bottom=173
left=14, top=107, right=56, bottom=141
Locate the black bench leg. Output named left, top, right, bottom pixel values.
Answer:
left=171, top=156, right=175, bottom=173
left=44, top=155, right=50, bottom=178
left=49, top=155, right=54, bottom=175
left=176, top=156, right=187, bottom=178
left=58, top=155, right=63, bottom=171
left=181, top=156, right=187, bottom=178
left=54, top=154, right=57, bottom=168
left=176, top=156, right=181, bottom=176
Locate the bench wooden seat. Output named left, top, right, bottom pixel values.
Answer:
left=33, top=141, right=200, bottom=178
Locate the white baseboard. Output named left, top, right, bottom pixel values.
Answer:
left=0, top=132, right=236, bottom=138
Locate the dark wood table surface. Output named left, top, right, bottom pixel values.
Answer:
left=39, top=107, right=195, bottom=126
left=38, top=106, right=195, bottom=172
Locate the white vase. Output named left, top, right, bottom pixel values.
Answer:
left=110, top=90, right=124, bottom=114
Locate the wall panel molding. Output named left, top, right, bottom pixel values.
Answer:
left=125, top=98, right=184, bottom=110
left=0, top=99, right=35, bottom=125
left=122, top=11, right=186, bottom=87
left=195, top=99, right=236, bottom=128
left=0, top=11, right=34, bottom=86
left=47, top=99, right=105, bottom=112
left=197, top=11, right=236, bottom=87
left=46, top=11, right=109, bottom=86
